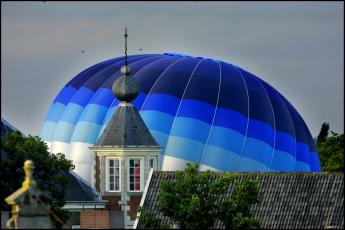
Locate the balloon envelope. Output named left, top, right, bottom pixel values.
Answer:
left=41, top=53, right=320, bottom=183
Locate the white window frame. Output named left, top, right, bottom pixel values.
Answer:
left=149, top=156, right=157, bottom=171
left=106, top=157, right=121, bottom=192
left=127, top=157, right=144, bottom=192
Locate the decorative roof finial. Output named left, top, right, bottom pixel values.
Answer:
left=22, top=160, right=36, bottom=189
left=122, top=27, right=130, bottom=76
left=112, top=27, right=139, bottom=101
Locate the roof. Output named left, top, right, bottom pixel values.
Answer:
left=0, top=118, right=101, bottom=203
left=95, top=102, right=159, bottom=147
left=136, top=172, right=344, bottom=229
left=64, top=171, right=101, bottom=202
left=1, top=118, right=17, bottom=134
left=1, top=118, right=18, bottom=159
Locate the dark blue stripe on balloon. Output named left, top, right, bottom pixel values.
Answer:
left=67, top=54, right=155, bottom=89
left=68, top=58, right=120, bottom=89
left=69, top=87, right=95, bottom=107
left=150, top=58, right=201, bottom=97
left=64, top=57, right=118, bottom=87
left=274, top=131, right=295, bottom=156
left=182, top=59, right=220, bottom=105
left=132, top=93, right=146, bottom=109
left=82, top=55, right=156, bottom=91
left=141, top=93, right=180, bottom=116
left=54, top=86, right=78, bottom=105
left=100, top=55, right=164, bottom=89
left=54, top=56, right=140, bottom=105
left=238, top=68, right=275, bottom=128
left=134, top=56, right=181, bottom=93
left=310, top=152, right=320, bottom=172
left=177, top=99, right=215, bottom=124
left=282, top=96, right=316, bottom=152
left=295, top=142, right=310, bottom=163
left=88, top=88, right=115, bottom=108
left=217, top=62, right=248, bottom=116
left=213, top=108, right=247, bottom=135
left=260, top=80, right=295, bottom=137
left=246, top=119, right=275, bottom=148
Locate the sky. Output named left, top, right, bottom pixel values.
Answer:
left=1, top=1, right=344, bottom=138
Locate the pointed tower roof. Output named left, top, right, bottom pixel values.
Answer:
left=95, top=28, right=159, bottom=147
left=95, top=102, right=158, bottom=147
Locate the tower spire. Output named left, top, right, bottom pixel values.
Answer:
left=124, top=27, right=128, bottom=68
left=111, top=27, right=139, bottom=102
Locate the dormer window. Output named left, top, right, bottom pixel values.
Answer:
left=128, top=158, right=143, bottom=191
left=149, top=157, right=157, bottom=171
left=107, top=158, right=120, bottom=192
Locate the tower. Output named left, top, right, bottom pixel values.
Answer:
left=89, top=28, right=162, bottom=228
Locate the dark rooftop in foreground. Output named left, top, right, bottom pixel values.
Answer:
left=65, top=171, right=101, bottom=202
left=136, top=172, right=344, bottom=229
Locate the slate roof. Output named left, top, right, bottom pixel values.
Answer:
left=95, top=102, right=159, bottom=147
left=64, top=171, right=101, bottom=202
left=137, top=172, right=344, bottom=229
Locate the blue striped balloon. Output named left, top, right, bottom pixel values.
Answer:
left=41, top=53, right=320, bottom=183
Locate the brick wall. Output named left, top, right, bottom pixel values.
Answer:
left=128, top=195, right=142, bottom=220
left=102, top=196, right=122, bottom=211
left=80, top=211, right=110, bottom=229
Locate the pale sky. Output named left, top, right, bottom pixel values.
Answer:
left=1, top=1, right=344, bottom=138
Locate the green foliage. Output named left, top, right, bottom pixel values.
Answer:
left=219, top=179, right=261, bottom=229
left=316, top=122, right=330, bottom=145
left=137, top=207, right=169, bottom=229
left=317, top=130, right=344, bottom=172
left=1, top=131, right=74, bottom=228
left=155, top=162, right=261, bottom=229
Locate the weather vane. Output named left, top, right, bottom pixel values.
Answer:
left=124, top=27, right=128, bottom=67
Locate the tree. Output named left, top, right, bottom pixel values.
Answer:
left=1, top=131, right=74, bottom=228
left=316, top=122, right=330, bottom=145
left=219, top=179, right=261, bottom=229
left=138, top=162, right=261, bottom=229
left=317, top=130, right=344, bottom=172
left=137, top=207, right=169, bottom=229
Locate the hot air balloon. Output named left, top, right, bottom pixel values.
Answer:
left=41, top=53, right=320, bottom=184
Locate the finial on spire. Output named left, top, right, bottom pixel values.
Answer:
left=112, top=27, right=139, bottom=101
left=124, top=27, right=129, bottom=70
left=22, top=160, right=36, bottom=189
